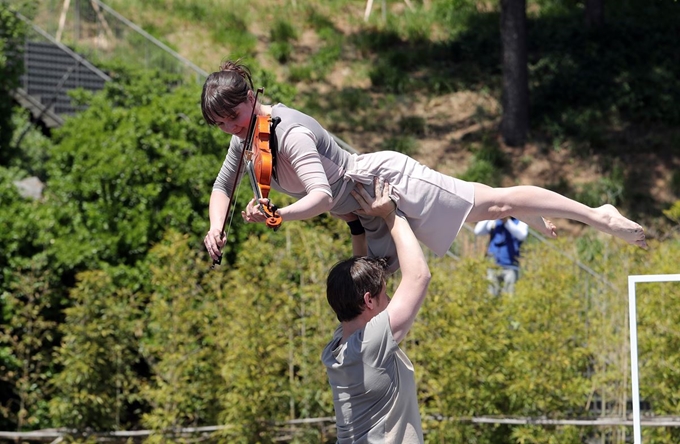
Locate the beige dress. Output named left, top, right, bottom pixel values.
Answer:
left=339, top=150, right=475, bottom=272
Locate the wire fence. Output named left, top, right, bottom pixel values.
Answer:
left=15, top=0, right=207, bottom=84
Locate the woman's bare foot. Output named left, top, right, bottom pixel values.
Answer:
left=523, top=215, right=557, bottom=238
left=596, top=204, right=647, bottom=248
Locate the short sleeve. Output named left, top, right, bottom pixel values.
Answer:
left=360, top=310, right=398, bottom=368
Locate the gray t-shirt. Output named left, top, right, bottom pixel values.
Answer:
left=321, top=311, right=424, bottom=443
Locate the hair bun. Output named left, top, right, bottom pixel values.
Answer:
left=218, top=59, right=253, bottom=90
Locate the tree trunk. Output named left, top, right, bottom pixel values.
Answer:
left=585, top=0, right=604, bottom=28
left=500, top=0, right=529, bottom=147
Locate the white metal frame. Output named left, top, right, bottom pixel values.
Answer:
left=628, top=274, right=680, bottom=443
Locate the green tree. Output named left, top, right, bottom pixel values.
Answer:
left=0, top=5, right=25, bottom=162
left=634, top=240, right=680, bottom=443
left=49, top=266, right=145, bottom=430
left=415, top=258, right=514, bottom=443
left=211, top=219, right=347, bottom=443
left=42, top=68, right=224, bottom=272
left=138, top=231, right=225, bottom=437
left=505, top=241, right=594, bottom=443
left=0, top=263, right=56, bottom=431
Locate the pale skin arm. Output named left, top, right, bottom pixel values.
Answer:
left=204, top=189, right=230, bottom=261
left=352, top=179, right=431, bottom=344
left=206, top=188, right=333, bottom=262
left=241, top=190, right=333, bottom=223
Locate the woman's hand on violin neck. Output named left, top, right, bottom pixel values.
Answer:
left=204, top=227, right=226, bottom=261
left=241, top=198, right=270, bottom=223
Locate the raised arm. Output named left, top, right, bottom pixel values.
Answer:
left=352, top=179, right=431, bottom=343
left=504, top=218, right=529, bottom=241
left=474, top=219, right=495, bottom=235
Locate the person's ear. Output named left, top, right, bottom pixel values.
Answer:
left=363, top=292, right=375, bottom=310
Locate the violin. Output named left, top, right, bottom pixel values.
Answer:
left=251, top=115, right=274, bottom=198
left=245, top=112, right=282, bottom=230
left=211, top=88, right=281, bottom=269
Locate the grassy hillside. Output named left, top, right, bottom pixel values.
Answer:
left=21, top=0, right=680, bottom=238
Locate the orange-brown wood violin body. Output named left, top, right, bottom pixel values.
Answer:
left=246, top=113, right=282, bottom=230
left=251, top=115, right=274, bottom=199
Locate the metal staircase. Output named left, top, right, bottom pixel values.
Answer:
left=12, top=11, right=111, bottom=128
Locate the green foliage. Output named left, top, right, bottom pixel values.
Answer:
left=380, top=135, right=417, bottom=155
left=530, top=4, right=680, bottom=145
left=8, top=109, right=54, bottom=177
left=0, top=263, right=57, bottom=430
left=0, top=6, right=27, bottom=162
left=505, top=243, right=593, bottom=417
left=663, top=201, right=680, bottom=224
left=0, top=5, right=25, bottom=91
left=574, top=164, right=626, bottom=208
left=632, top=240, right=680, bottom=443
left=271, top=18, right=298, bottom=44
left=398, top=115, right=427, bottom=137
left=459, top=139, right=507, bottom=187
left=253, top=66, right=298, bottom=105
left=269, top=41, right=294, bottom=65
left=172, top=0, right=209, bottom=21
left=459, top=158, right=496, bottom=186
left=41, top=68, right=222, bottom=270
left=49, top=266, right=145, bottom=430
left=368, top=49, right=419, bottom=94
left=287, top=10, right=343, bottom=83
left=139, top=231, right=225, bottom=432
left=415, top=258, right=513, bottom=442
left=213, top=221, right=348, bottom=442
left=0, top=166, right=54, bottom=285
left=303, top=5, right=338, bottom=34
left=209, top=10, right=257, bottom=55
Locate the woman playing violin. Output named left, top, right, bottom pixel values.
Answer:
left=202, top=59, right=646, bottom=272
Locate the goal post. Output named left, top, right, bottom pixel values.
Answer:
left=628, top=274, right=680, bottom=444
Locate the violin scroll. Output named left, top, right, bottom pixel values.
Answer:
left=261, top=200, right=282, bottom=231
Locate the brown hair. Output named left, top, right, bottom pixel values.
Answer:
left=201, top=59, right=254, bottom=126
left=326, top=256, right=388, bottom=322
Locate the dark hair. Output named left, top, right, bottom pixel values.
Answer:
left=201, top=59, right=254, bottom=126
left=326, top=256, right=388, bottom=322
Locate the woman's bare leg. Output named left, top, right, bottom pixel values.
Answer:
left=466, top=183, right=647, bottom=248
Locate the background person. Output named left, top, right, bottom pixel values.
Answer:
left=474, top=217, right=528, bottom=295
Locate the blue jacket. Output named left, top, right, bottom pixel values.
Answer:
left=486, top=219, right=524, bottom=269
